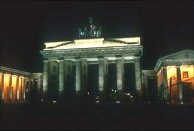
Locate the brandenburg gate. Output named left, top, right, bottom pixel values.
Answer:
left=41, top=37, right=143, bottom=102
left=40, top=18, right=143, bottom=103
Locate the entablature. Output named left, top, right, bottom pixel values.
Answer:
left=40, top=45, right=143, bottom=59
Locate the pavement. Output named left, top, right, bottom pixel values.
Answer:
left=0, top=102, right=193, bottom=130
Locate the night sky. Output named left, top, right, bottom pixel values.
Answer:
left=0, top=1, right=193, bottom=73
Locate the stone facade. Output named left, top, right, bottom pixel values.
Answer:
left=1, top=38, right=193, bottom=105
left=40, top=37, right=143, bottom=103
left=154, top=49, right=194, bottom=104
left=0, top=66, right=42, bottom=103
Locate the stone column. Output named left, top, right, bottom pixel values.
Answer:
left=162, top=67, right=168, bottom=102
left=37, top=75, right=41, bottom=98
left=98, top=58, right=108, bottom=101
left=16, top=76, right=19, bottom=100
left=177, top=66, right=183, bottom=104
left=0, top=73, right=4, bottom=101
left=116, top=57, right=124, bottom=101
left=43, top=60, right=49, bottom=100
left=23, top=78, right=26, bottom=100
left=75, top=59, right=81, bottom=95
left=64, top=60, right=73, bottom=100
left=9, top=75, right=12, bottom=101
left=24, top=78, right=29, bottom=102
left=59, top=60, right=64, bottom=100
left=63, top=60, right=69, bottom=100
left=142, top=73, right=148, bottom=103
left=134, top=58, right=142, bottom=98
left=20, top=77, right=22, bottom=100
left=81, top=59, right=88, bottom=99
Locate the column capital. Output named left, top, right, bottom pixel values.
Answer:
left=44, top=60, right=49, bottom=63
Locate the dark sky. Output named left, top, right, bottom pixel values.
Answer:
left=0, top=1, right=193, bottom=72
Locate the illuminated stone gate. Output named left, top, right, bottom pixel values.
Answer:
left=40, top=37, right=143, bottom=102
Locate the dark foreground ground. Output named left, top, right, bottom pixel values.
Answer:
left=0, top=102, right=193, bottom=130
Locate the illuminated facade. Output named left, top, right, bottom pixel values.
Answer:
left=1, top=47, right=193, bottom=104
left=0, top=66, right=42, bottom=103
left=0, top=17, right=193, bottom=104
left=40, top=37, right=143, bottom=102
left=154, top=50, right=194, bottom=104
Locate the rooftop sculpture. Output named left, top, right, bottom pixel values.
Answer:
left=78, top=17, right=102, bottom=38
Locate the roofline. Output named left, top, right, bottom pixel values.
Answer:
left=154, top=49, right=194, bottom=72
left=0, top=66, right=31, bottom=76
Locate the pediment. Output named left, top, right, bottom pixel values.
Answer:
left=154, top=49, right=194, bottom=71
left=161, top=49, right=194, bottom=60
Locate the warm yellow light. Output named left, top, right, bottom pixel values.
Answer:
left=180, top=65, right=194, bottom=89
left=167, top=66, right=177, bottom=80
left=166, top=66, right=177, bottom=90
left=3, top=74, right=10, bottom=100
left=12, top=75, right=17, bottom=100
left=180, top=65, right=194, bottom=80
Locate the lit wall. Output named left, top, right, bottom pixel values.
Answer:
left=180, top=65, right=194, bottom=88
left=166, top=66, right=178, bottom=103
left=166, top=66, right=177, bottom=86
left=156, top=65, right=194, bottom=104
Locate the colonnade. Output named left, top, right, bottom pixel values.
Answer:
left=161, top=66, right=183, bottom=104
left=0, top=72, right=29, bottom=102
left=43, top=56, right=142, bottom=102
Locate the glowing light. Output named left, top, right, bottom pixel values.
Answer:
left=166, top=66, right=177, bottom=87
left=53, top=101, right=57, bottom=103
left=96, top=96, right=99, bottom=100
left=116, top=101, right=120, bottom=103
left=96, top=101, right=100, bottom=103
